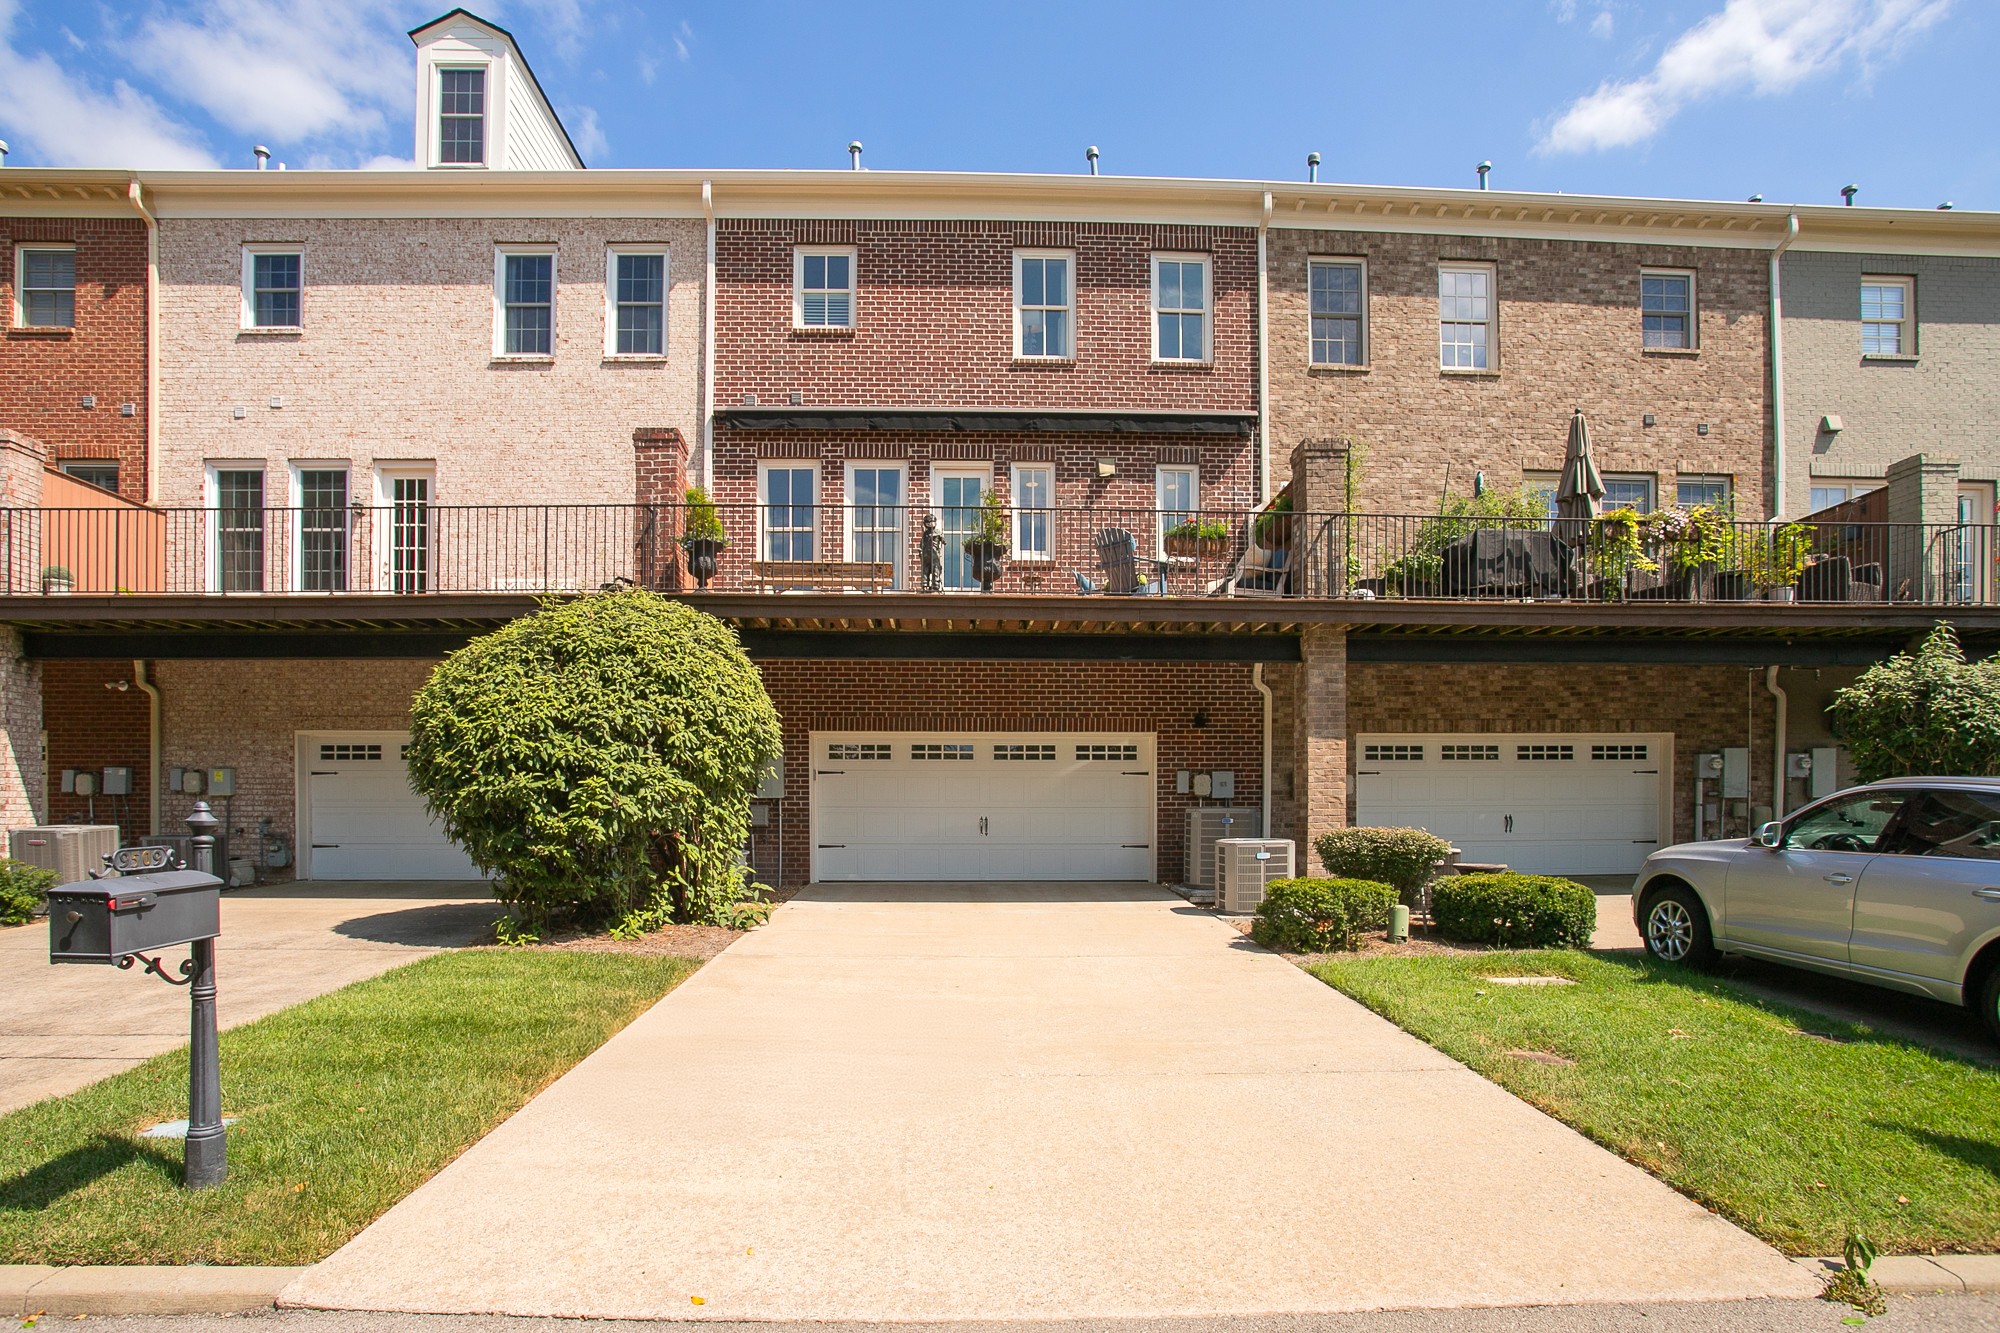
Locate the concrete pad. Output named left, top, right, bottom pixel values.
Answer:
left=0, top=882, right=498, bottom=1113
left=1931, top=1255, right=2000, bottom=1292
left=289, top=883, right=1813, bottom=1321
left=0, top=1265, right=57, bottom=1317
left=7, top=1265, right=302, bottom=1316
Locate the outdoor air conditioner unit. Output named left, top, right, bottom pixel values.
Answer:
left=9, top=825, right=121, bottom=884
left=1185, top=807, right=1262, bottom=890
left=1215, top=838, right=1295, bottom=913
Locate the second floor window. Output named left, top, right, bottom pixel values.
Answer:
left=499, top=251, right=554, bottom=356
left=1641, top=271, right=1694, bottom=349
left=1152, top=256, right=1209, bottom=361
left=213, top=469, right=265, bottom=593
left=245, top=250, right=302, bottom=329
left=1309, top=259, right=1365, bottom=366
left=795, top=248, right=855, bottom=328
left=1602, top=474, right=1656, bottom=512
left=1676, top=475, right=1731, bottom=508
left=1014, top=252, right=1072, bottom=358
left=609, top=250, right=666, bottom=355
left=1861, top=277, right=1913, bottom=356
left=59, top=461, right=119, bottom=491
left=17, top=247, right=75, bottom=328
left=438, top=68, right=486, bottom=165
left=1438, top=264, right=1494, bottom=369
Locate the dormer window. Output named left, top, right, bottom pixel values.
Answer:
left=438, top=67, right=487, bottom=165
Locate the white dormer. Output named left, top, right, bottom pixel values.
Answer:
left=409, top=9, right=584, bottom=170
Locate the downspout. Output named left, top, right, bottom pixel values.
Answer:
left=1252, top=663, right=1274, bottom=838
left=1767, top=213, right=1799, bottom=520
left=125, top=180, right=159, bottom=502
left=132, top=660, right=161, bottom=835
left=1256, top=191, right=1273, bottom=501
left=1766, top=665, right=1788, bottom=821
left=701, top=180, right=718, bottom=492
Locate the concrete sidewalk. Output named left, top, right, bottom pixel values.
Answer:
left=287, top=884, right=1816, bottom=1321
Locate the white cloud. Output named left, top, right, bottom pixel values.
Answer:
left=0, top=0, right=217, bottom=166
left=638, top=53, right=658, bottom=85
left=674, top=20, right=692, bottom=62
left=510, top=0, right=587, bottom=63
left=1539, top=0, right=1952, bottom=154
left=1590, top=10, right=1614, bottom=38
left=561, top=104, right=608, bottom=161
left=1551, top=0, right=1579, bottom=20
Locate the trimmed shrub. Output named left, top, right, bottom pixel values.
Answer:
left=1430, top=873, right=1597, bottom=948
left=0, top=857, right=57, bottom=927
left=1831, top=622, right=2000, bottom=782
left=1315, top=826, right=1453, bottom=898
left=1251, top=877, right=1397, bottom=953
left=406, top=589, right=782, bottom=932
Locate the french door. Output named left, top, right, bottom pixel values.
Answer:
left=934, top=468, right=987, bottom=591
left=849, top=465, right=906, bottom=587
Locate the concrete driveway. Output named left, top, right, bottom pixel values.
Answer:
left=1, top=882, right=500, bottom=1114
left=288, top=884, right=1814, bottom=1321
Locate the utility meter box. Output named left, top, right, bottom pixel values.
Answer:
left=48, top=869, right=222, bottom=965
left=1721, top=747, right=1751, bottom=799
left=1811, top=746, right=1840, bottom=800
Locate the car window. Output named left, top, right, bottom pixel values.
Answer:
left=1784, top=792, right=1905, bottom=853
left=1878, top=789, right=2000, bottom=860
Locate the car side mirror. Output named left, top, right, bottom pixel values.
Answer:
left=1756, top=821, right=1785, bottom=850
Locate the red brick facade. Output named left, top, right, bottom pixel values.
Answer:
left=0, top=217, right=148, bottom=498
left=41, top=660, right=152, bottom=843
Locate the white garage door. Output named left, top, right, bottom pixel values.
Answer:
left=811, top=731, right=1155, bottom=882
left=1354, top=732, right=1670, bottom=875
left=301, top=733, right=483, bottom=881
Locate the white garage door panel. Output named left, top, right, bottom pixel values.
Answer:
left=1355, top=732, right=1669, bottom=876
left=813, top=731, right=1155, bottom=882
left=303, top=733, right=483, bottom=881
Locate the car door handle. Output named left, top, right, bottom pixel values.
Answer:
left=1975, top=888, right=2000, bottom=902
left=1825, top=873, right=1854, bottom=885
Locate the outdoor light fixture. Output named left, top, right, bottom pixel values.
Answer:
left=1821, top=415, right=1844, bottom=434
left=1096, top=460, right=1116, bottom=478
left=1642, top=414, right=1657, bottom=427
left=1696, top=423, right=1710, bottom=437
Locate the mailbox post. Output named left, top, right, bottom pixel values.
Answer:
left=183, top=802, right=226, bottom=1188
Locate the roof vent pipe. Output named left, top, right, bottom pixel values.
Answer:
left=253, top=145, right=270, bottom=170
left=1841, top=183, right=1859, bottom=206
left=847, top=140, right=863, bottom=170
left=0, top=141, right=9, bottom=166
left=1476, top=160, right=1491, bottom=190
left=1306, top=152, right=1320, bottom=183
left=1086, top=145, right=1099, bottom=175
left=1748, top=193, right=1763, bottom=202
left=1939, top=201, right=1955, bottom=210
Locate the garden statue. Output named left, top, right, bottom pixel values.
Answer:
left=919, top=510, right=945, bottom=591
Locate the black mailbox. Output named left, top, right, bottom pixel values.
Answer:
left=48, top=869, right=222, bottom=965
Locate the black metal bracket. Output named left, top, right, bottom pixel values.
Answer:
left=118, top=952, right=196, bottom=986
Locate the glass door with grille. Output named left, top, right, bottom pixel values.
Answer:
left=377, top=469, right=434, bottom=593
left=934, top=468, right=987, bottom=591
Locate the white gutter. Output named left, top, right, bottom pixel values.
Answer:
left=1256, top=191, right=1273, bottom=501
left=701, top=180, right=718, bottom=492
left=1768, top=213, right=1800, bottom=520
left=1766, top=665, right=1788, bottom=820
left=132, top=660, right=161, bottom=835
left=125, top=180, right=159, bottom=502
left=1252, top=663, right=1274, bottom=838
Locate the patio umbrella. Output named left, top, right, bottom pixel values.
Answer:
left=1553, top=407, right=1604, bottom=546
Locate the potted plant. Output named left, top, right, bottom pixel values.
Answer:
left=961, top=489, right=1009, bottom=592
left=1591, top=507, right=1657, bottom=601
left=1746, top=520, right=1815, bottom=602
left=1252, top=492, right=1293, bottom=551
left=1164, top=518, right=1230, bottom=559
left=679, top=487, right=728, bottom=589
left=41, top=565, right=73, bottom=595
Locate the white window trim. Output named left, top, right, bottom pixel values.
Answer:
left=373, top=463, right=436, bottom=592
left=1155, top=463, right=1200, bottom=558
left=492, top=245, right=557, bottom=360
left=1861, top=274, right=1916, bottom=357
left=288, top=462, right=352, bottom=594
left=758, top=460, right=818, bottom=562
left=793, top=245, right=857, bottom=330
left=204, top=461, right=267, bottom=593
left=1640, top=267, right=1698, bottom=351
left=1674, top=473, right=1732, bottom=508
left=14, top=243, right=75, bottom=328
left=1307, top=256, right=1368, bottom=368
left=1012, top=249, right=1075, bottom=359
left=239, top=243, right=304, bottom=332
left=431, top=63, right=491, bottom=169
left=603, top=244, right=670, bottom=359
left=1150, top=252, right=1212, bottom=363
left=844, top=460, right=906, bottom=584
left=1010, top=462, right=1055, bottom=561
left=1437, top=260, right=1498, bottom=372
left=1600, top=473, right=1657, bottom=513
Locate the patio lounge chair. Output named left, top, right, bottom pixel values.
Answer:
left=1076, top=528, right=1166, bottom=595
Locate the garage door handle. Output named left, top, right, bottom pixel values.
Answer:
left=312, top=843, right=339, bottom=849
left=1825, top=873, right=1854, bottom=885
left=817, top=844, right=846, bottom=849
left=1974, top=888, right=2000, bottom=901
left=309, top=770, right=337, bottom=776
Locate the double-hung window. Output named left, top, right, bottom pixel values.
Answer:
left=437, top=67, right=486, bottom=165
left=1156, top=465, right=1199, bottom=555
left=1676, top=475, right=1731, bottom=509
left=1438, top=263, right=1495, bottom=369
left=241, top=247, right=302, bottom=329
left=1602, top=474, right=1656, bottom=512
left=1861, top=277, right=1914, bottom=356
left=1152, top=255, right=1209, bottom=361
left=606, top=247, right=667, bottom=356
left=794, top=248, right=855, bottom=328
left=296, top=467, right=350, bottom=592
left=211, top=468, right=266, bottom=593
left=1309, top=259, right=1365, bottom=366
left=1641, top=270, right=1694, bottom=349
left=59, top=461, right=119, bottom=492
left=496, top=249, right=554, bottom=356
left=1014, top=251, right=1072, bottom=358
left=16, top=246, right=75, bottom=328
left=761, top=464, right=816, bottom=561
left=1012, top=464, right=1053, bottom=561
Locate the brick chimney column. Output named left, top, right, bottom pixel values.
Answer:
left=1288, top=437, right=1351, bottom=597
left=632, top=428, right=688, bottom=591
left=1294, top=624, right=1349, bottom=861
left=0, top=431, right=47, bottom=827
left=1883, top=452, right=1962, bottom=601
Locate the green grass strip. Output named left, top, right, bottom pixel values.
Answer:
left=0, top=949, right=698, bottom=1265
left=1309, top=950, right=2000, bottom=1256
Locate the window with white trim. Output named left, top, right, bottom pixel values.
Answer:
left=828, top=743, right=891, bottom=760
left=1156, top=464, right=1198, bottom=555
left=241, top=246, right=302, bottom=329
left=16, top=246, right=74, bottom=328
left=1152, top=254, right=1209, bottom=361
left=295, top=466, right=350, bottom=593
left=1309, top=258, right=1365, bottom=366
left=1014, top=251, right=1073, bottom=358
left=994, top=744, right=1056, bottom=760
left=1441, top=744, right=1500, bottom=761
left=210, top=466, right=265, bottom=593
left=760, top=463, right=816, bottom=561
left=1602, top=474, right=1656, bottom=512
left=437, top=67, right=487, bottom=165
left=1641, top=269, right=1694, bottom=349
left=1438, top=263, right=1495, bottom=369
left=1676, top=475, right=1731, bottom=508
left=912, top=743, right=975, bottom=760
left=794, top=247, right=855, bottom=328
left=59, top=461, right=119, bottom=491
left=1361, top=744, right=1424, bottom=761
left=495, top=248, right=554, bottom=356
left=606, top=247, right=666, bottom=356
left=1076, top=744, right=1140, bottom=762
left=319, top=743, right=383, bottom=762
left=1861, top=277, right=1913, bottom=356
left=1809, top=480, right=1879, bottom=513
left=1012, top=464, right=1053, bottom=561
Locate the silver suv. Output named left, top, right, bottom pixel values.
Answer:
left=1633, top=777, right=2000, bottom=1043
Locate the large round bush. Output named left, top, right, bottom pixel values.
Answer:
left=1430, top=873, right=1597, bottom=948
left=1315, top=826, right=1452, bottom=899
left=1251, top=877, right=1396, bottom=953
left=406, top=589, right=782, bottom=930
left=1831, top=622, right=2000, bottom=782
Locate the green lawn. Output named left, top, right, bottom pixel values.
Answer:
left=1309, top=950, right=2000, bottom=1256
left=0, top=949, right=698, bottom=1265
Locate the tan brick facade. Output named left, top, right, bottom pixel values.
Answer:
left=0, top=627, right=42, bottom=830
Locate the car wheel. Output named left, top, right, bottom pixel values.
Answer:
left=1978, top=966, right=2000, bottom=1047
left=1642, top=885, right=1715, bottom=967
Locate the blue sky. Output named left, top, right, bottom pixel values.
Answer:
left=0, top=0, right=1989, bottom=210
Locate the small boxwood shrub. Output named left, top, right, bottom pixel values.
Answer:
left=1251, top=877, right=1397, bottom=953
left=0, top=857, right=58, bottom=927
left=1314, top=826, right=1453, bottom=899
left=1430, top=873, right=1597, bottom=948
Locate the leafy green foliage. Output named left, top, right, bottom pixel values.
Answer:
left=1831, top=623, right=2000, bottom=782
left=1430, top=873, right=1598, bottom=948
left=1314, top=826, right=1452, bottom=896
left=406, top=589, right=782, bottom=930
left=965, top=488, right=1009, bottom=547
left=1381, top=486, right=1549, bottom=592
left=0, top=857, right=56, bottom=926
left=681, top=486, right=726, bottom=545
left=1165, top=518, right=1231, bottom=542
left=1251, top=877, right=1396, bottom=953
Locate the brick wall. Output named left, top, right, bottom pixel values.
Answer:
left=1267, top=229, right=1770, bottom=516
left=0, top=217, right=148, bottom=498
left=40, top=661, right=151, bottom=842
left=0, top=627, right=42, bottom=830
